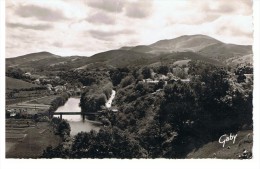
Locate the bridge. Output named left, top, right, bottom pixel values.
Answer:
left=53, top=111, right=104, bottom=119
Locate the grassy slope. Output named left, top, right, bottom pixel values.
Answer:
left=88, top=50, right=155, bottom=68
left=158, top=52, right=223, bottom=66
left=225, top=54, right=253, bottom=66
left=150, top=34, right=221, bottom=51
left=6, top=76, right=40, bottom=90
left=26, top=95, right=59, bottom=105
left=186, top=130, right=253, bottom=159
left=198, top=43, right=252, bottom=62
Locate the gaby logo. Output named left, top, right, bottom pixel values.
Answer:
left=218, top=133, right=237, bottom=148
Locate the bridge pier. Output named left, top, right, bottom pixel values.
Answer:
left=60, top=114, right=62, bottom=119
left=82, top=114, right=85, bottom=122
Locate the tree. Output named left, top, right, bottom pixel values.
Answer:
left=237, top=74, right=246, bottom=83
left=142, top=67, right=152, bottom=79
left=42, top=145, right=70, bottom=158
left=139, top=120, right=163, bottom=157
left=155, top=79, right=165, bottom=90
left=120, top=75, right=135, bottom=88
left=58, top=120, right=71, bottom=137
left=79, top=76, right=96, bottom=86
left=102, top=83, right=113, bottom=100
left=160, top=82, right=197, bottom=132
left=80, top=94, right=107, bottom=112
left=110, top=68, right=129, bottom=86
left=6, top=67, right=24, bottom=79
left=158, top=65, right=169, bottom=75
left=71, top=127, right=146, bottom=158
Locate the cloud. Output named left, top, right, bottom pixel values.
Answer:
left=164, top=0, right=252, bottom=26
left=196, top=0, right=252, bottom=15
left=200, top=3, right=235, bottom=14
left=88, top=29, right=135, bottom=41
left=125, top=1, right=153, bottom=19
left=5, top=0, right=253, bottom=58
left=167, top=13, right=220, bottom=26
left=216, top=25, right=252, bottom=38
left=86, top=0, right=125, bottom=13
left=86, top=12, right=116, bottom=25
left=52, top=41, right=63, bottom=48
left=213, top=16, right=253, bottom=38
left=15, top=4, right=68, bottom=21
left=7, top=22, right=52, bottom=30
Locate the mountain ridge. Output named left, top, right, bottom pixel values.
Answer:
left=6, top=34, right=253, bottom=69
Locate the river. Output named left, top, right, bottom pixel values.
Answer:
left=54, top=98, right=100, bottom=136
left=54, top=90, right=116, bottom=136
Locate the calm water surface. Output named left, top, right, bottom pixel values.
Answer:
left=54, top=98, right=100, bottom=135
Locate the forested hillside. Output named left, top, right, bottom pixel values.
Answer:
left=42, top=61, right=253, bottom=158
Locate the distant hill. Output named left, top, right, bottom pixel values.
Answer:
left=129, top=45, right=153, bottom=53
left=86, top=50, right=156, bottom=68
left=120, top=34, right=221, bottom=54
left=120, top=34, right=253, bottom=65
left=150, top=34, right=221, bottom=53
left=6, top=52, right=60, bottom=67
left=6, top=34, right=253, bottom=71
left=119, top=46, right=133, bottom=50
left=198, top=43, right=252, bottom=62
left=157, top=51, right=223, bottom=66
left=6, top=51, right=85, bottom=71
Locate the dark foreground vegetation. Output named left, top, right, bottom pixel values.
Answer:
left=42, top=61, right=253, bottom=158
left=50, top=117, right=71, bottom=139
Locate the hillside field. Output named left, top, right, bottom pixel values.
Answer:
left=6, top=76, right=40, bottom=90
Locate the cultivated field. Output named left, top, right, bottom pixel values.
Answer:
left=6, top=119, right=62, bottom=158
left=6, top=76, right=40, bottom=90
left=26, top=95, right=59, bottom=105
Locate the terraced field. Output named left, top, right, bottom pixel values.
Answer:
left=6, top=119, right=62, bottom=158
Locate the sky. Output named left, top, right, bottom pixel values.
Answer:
left=5, top=0, right=253, bottom=58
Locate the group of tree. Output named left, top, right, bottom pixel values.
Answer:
left=51, top=117, right=71, bottom=140
left=113, top=62, right=253, bottom=158
left=49, top=92, right=70, bottom=113
left=42, top=127, right=146, bottom=158
left=6, top=67, right=25, bottom=79
left=79, top=73, right=113, bottom=113
left=235, top=65, right=253, bottom=83
left=58, top=70, right=110, bottom=86
left=80, top=93, right=107, bottom=112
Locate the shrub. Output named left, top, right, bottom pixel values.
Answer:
left=51, top=117, right=71, bottom=138
left=49, top=92, right=69, bottom=113
left=58, top=120, right=71, bottom=137
left=80, top=94, right=107, bottom=112
left=142, top=67, right=152, bottom=79
left=120, top=75, right=135, bottom=88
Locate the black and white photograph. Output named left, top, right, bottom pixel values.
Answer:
left=1, top=0, right=260, bottom=168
